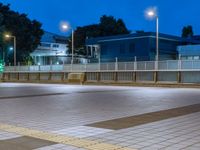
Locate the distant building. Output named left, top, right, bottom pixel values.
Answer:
left=85, top=32, right=197, bottom=62
left=31, top=31, right=68, bottom=65
left=177, top=44, right=200, bottom=60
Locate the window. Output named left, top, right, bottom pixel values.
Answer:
left=181, top=56, right=187, bottom=60
left=53, top=44, right=59, bottom=48
left=187, top=56, right=193, bottom=60
left=194, top=56, right=199, bottom=60
left=120, top=44, right=125, bottom=54
left=129, top=43, right=135, bottom=53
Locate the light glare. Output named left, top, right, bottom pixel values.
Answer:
left=5, top=34, right=10, bottom=38
left=145, top=7, right=157, bottom=19
left=148, top=11, right=155, bottom=17
left=59, top=21, right=70, bottom=32
left=9, top=47, right=13, bottom=51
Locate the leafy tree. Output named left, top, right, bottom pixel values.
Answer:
left=0, top=3, right=44, bottom=64
left=67, top=24, right=100, bottom=55
left=68, top=15, right=130, bottom=55
left=0, top=13, right=5, bottom=61
left=99, top=16, right=129, bottom=36
left=182, top=25, right=194, bottom=38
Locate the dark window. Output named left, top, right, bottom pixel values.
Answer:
left=129, top=43, right=135, bottom=53
left=120, top=44, right=125, bottom=54
left=53, top=44, right=59, bottom=48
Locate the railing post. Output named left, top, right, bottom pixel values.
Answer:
left=85, top=63, right=87, bottom=72
left=50, top=59, right=52, bottom=71
left=178, top=54, right=181, bottom=70
left=134, top=56, right=137, bottom=71
left=99, top=57, right=101, bottom=71
left=62, top=60, right=64, bottom=71
left=155, top=56, right=158, bottom=71
left=106, top=63, right=109, bottom=71
left=115, top=57, right=118, bottom=71
left=18, top=62, right=20, bottom=71
left=29, top=63, right=30, bottom=72
left=192, top=60, right=194, bottom=70
left=166, top=60, right=169, bottom=70
left=71, top=63, right=73, bottom=72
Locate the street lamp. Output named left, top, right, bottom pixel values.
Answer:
left=146, top=8, right=159, bottom=61
left=5, top=34, right=17, bottom=66
left=60, top=22, right=74, bottom=64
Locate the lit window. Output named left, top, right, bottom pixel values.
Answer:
left=187, top=56, right=193, bottom=60
left=194, top=56, right=199, bottom=60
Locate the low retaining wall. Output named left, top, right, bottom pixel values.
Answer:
left=2, top=71, right=200, bottom=85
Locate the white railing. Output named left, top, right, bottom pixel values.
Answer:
left=4, top=60, right=200, bottom=72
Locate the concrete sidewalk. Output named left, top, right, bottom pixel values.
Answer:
left=0, top=83, right=200, bottom=150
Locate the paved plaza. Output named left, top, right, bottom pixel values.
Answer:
left=0, top=83, right=200, bottom=150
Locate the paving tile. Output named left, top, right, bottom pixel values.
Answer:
left=0, top=84, right=200, bottom=150
left=52, top=126, right=113, bottom=138
left=0, top=136, right=56, bottom=150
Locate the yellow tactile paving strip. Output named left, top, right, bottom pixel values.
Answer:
left=0, top=123, right=135, bottom=150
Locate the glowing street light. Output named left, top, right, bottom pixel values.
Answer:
left=5, top=34, right=17, bottom=66
left=147, top=11, right=155, bottom=17
left=62, top=24, right=68, bottom=30
left=9, top=47, right=14, bottom=51
left=60, top=21, right=74, bottom=64
left=5, top=34, right=10, bottom=38
left=146, top=7, right=159, bottom=62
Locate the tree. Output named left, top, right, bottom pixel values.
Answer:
left=0, top=3, right=44, bottom=64
left=182, top=25, right=194, bottom=38
left=67, top=24, right=100, bottom=55
left=68, top=15, right=130, bottom=55
left=99, top=16, right=129, bottom=36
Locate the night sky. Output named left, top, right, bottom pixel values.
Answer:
left=1, top=0, right=200, bottom=36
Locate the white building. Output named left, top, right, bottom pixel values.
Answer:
left=31, top=31, right=89, bottom=65
left=31, top=31, right=69, bottom=65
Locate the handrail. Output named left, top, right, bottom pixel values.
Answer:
left=4, top=60, right=200, bottom=72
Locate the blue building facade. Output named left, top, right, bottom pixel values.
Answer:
left=86, top=32, right=185, bottom=62
left=177, top=44, right=200, bottom=60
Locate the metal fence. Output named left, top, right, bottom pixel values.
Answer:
left=4, top=60, right=200, bottom=72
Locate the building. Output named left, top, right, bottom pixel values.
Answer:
left=177, top=44, right=200, bottom=60
left=85, top=32, right=187, bottom=62
left=31, top=31, right=69, bottom=65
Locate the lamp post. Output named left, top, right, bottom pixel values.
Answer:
left=5, top=34, right=16, bottom=66
left=146, top=9, right=159, bottom=61
left=61, top=23, right=74, bottom=64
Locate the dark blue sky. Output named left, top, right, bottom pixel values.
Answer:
left=1, top=0, right=200, bottom=36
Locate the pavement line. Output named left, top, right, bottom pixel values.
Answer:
left=0, top=123, right=135, bottom=150
left=0, top=93, right=67, bottom=100
left=87, top=103, right=200, bottom=130
left=0, top=89, right=132, bottom=100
